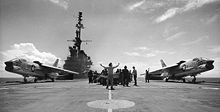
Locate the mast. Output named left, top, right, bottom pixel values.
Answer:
left=64, top=11, right=92, bottom=79
left=67, top=12, right=91, bottom=53
left=75, top=11, right=83, bottom=51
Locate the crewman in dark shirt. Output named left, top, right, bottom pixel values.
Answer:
left=145, top=69, right=150, bottom=83
left=132, top=66, right=137, bottom=86
left=122, top=66, right=129, bottom=87
left=88, top=70, right=93, bottom=83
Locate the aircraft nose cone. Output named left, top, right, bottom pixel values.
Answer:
left=5, top=61, right=13, bottom=72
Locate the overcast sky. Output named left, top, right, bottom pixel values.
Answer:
left=0, top=0, right=220, bottom=77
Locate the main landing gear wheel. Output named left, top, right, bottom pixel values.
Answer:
left=192, top=76, right=196, bottom=83
left=51, top=78, right=55, bottom=82
left=182, top=78, right=186, bottom=83
left=23, top=77, right=27, bottom=83
left=34, top=78, right=37, bottom=83
left=164, top=78, right=168, bottom=82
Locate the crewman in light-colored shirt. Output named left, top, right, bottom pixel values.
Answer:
left=100, top=62, right=120, bottom=90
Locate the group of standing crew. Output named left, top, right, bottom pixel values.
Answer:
left=88, top=70, right=99, bottom=83
left=88, top=62, right=150, bottom=90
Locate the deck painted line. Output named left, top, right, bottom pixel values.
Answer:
left=36, top=87, right=54, bottom=89
left=87, top=88, right=135, bottom=111
left=108, top=89, right=112, bottom=112
left=108, top=89, right=112, bottom=100
left=0, top=87, right=9, bottom=90
left=108, top=108, right=112, bottom=112
left=201, top=87, right=219, bottom=90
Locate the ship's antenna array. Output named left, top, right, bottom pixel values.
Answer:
left=67, top=12, right=92, bottom=52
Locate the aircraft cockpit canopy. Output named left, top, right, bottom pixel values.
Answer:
left=9, top=58, right=27, bottom=63
left=193, top=57, right=209, bottom=62
left=200, top=57, right=209, bottom=60
left=192, top=58, right=200, bottom=61
left=19, top=59, right=27, bottom=62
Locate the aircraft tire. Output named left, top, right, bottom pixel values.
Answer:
left=24, top=77, right=27, bottom=83
left=182, top=79, right=186, bottom=83
left=51, top=78, right=55, bottom=82
left=34, top=78, right=37, bottom=83
left=192, top=78, right=196, bottom=83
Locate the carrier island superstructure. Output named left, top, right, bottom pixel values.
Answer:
left=63, top=12, right=92, bottom=79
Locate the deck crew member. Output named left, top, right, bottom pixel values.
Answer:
left=88, top=70, right=93, bottom=83
left=145, top=69, right=150, bottom=83
left=132, top=66, right=137, bottom=86
left=100, top=62, right=120, bottom=90
left=122, top=66, right=130, bottom=87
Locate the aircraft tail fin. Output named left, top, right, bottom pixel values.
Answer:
left=53, top=59, right=59, bottom=67
left=160, top=59, right=167, bottom=68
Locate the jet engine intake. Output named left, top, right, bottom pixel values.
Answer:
left=5, top=61, right=13, bottom=72
left=206, top=63, right=214, bottom=70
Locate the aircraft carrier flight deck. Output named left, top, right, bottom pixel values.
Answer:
left=0, top=78, right=220, bottom=112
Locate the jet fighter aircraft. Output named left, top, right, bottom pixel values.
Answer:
left=149, top=57, right=214, bottom=83
left=4, top=58, right=79, bottom=83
